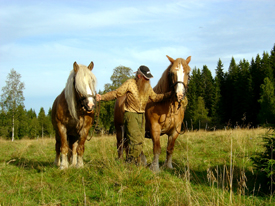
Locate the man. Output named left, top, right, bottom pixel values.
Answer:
left=96, top=65, right=171, bottom=164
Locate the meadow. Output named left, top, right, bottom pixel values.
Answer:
left=0, top=128, right=274, bottom=205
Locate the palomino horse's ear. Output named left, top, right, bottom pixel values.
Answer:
left=186, top=56, right=191, bottom=64
left=88, top=61, right=94, bottom=71
left=73, top=61, right=79, bottom=72
left=166, top=55, right=175, bottom=64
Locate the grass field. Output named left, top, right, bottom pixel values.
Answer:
left=0, top=128, right=274, bottom=205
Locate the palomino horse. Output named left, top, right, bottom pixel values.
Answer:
left=114, top=55, right=191, bottom=172
left=51, top=61, right=97, bottom=169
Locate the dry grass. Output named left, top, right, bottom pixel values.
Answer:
left=0, top=128, right=274, bottom=205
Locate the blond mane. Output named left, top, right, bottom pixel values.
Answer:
left=64, top=64, right=97, bottom=120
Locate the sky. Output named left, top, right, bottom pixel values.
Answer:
left=0, top=0, right=275, bottom=114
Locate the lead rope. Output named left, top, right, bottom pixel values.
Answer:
left=174, top=99, right=187, bottom=135
left=87, top=100, right=101, bottom=141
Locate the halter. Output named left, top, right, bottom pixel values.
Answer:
left=73, top=75, right=96, bottom=112
left=76, top=91, right=96, bottom=112
left=169, top=69, right=190, bottom=95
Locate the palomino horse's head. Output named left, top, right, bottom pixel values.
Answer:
left=167, top=55, right=191, bottom=102
left=73, top=61, right=97, bottom=112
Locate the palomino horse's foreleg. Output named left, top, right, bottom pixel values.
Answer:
left=149, top=129, right=161, bottom=172
left=54, top=136, right=61, bottom=167
left=164, top=131, right=179, bottom=169
left=58, top=125, right=69, bottom=169
left=60, top=143, right=69, bottom=169
left=70, top=141, right=78, bottom=167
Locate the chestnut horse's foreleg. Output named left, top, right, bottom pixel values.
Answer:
left=164, top=131, right=179, bottom=169
left=149, top=126, right=162, bottom=172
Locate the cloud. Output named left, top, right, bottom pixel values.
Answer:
left=1, top=0, right=275, bottom=113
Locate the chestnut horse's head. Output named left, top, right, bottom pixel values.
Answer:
left=65, top=61, right=97, bottom=119
left=167, top=55, right=191, bottom=102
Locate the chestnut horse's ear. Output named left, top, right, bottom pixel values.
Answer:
left=73, top=61, right=79, bottom=72
left=88, top=61, right=94, bottom=71
left=166, top=55, right=174, bottom=64
left=186, top=56, right=191, bottom=64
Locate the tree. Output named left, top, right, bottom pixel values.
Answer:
left=237, top=59, right=253, bottom=125
left=17, top=105, right=28, bottom=139
left=212, top=59, right=225, bottom=127
left=258, top=77, right=275, bottom=124
left=201, top=65, right=214, bottom=117
left=26, top=109, right=39, bottom=139
left=270, top=44, right=275, bottom=85
left=1, top=69, right=25, bottom=141
left=46, top=108, right=54, bottom=137
left=38, top=107, right=46, bottom=138
left=193, top=96, right=211, bottom=130
left=99, top=66, right=134, bottom=134
left=185, top=67, right=199, bottom=123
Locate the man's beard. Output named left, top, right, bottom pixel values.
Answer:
left=136, top=77, right=150, bottom=96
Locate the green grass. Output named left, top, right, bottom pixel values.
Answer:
left=0, top=128, right=274, bottom=205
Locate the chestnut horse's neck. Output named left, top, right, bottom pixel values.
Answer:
left=153, top=65, right=172, bottom=94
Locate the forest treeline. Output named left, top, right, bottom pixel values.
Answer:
left=0, top=44, right=274, bottom=139
left=184, top=44, right=275, bottom=130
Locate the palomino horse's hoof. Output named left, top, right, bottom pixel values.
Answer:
left=76, top=164, right=84, bottom=168
left=60, top=165, right=68, bottom=170
left=150, top=164, right=160, bottom=173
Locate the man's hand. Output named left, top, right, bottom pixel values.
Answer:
left=96, top=94, right=101, bottom=101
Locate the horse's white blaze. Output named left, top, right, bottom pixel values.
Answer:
left=176, top=64, right=184, bottom=96
left=86, top=85, right=95, bottom=109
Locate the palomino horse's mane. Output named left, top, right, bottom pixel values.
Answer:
left=64, top=64, right=97, bottom=120
left=153, top=65, right=172, bottom=94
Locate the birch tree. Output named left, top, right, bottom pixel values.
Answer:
left=1, top=69, right=25, bottom=141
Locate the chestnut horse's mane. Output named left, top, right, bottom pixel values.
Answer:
left=64, top=64, right=97, bottom=120
left=153, top=64, right=172, bottom=94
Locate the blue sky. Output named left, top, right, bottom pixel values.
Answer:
left=0, top=0, right=274, bottom=114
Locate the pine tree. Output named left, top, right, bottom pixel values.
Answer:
left=185, top=67, right=199, bottom=125
left=193, top=96, right=211, bottom=130
left=26, top=109, right=38, bottom=138
left=46, top=108, right=54, bottom=137
left=201, top=65, right=214, bottom=117
left=38, top=107, right=46, bottom=138
left=237, top=59, right=253, bottom=125
left=270, top=44, right=275, bottom=84
left=17, top=105, right=28, bottom=139
left=258, top=77, right=275, bottom=124
left=261, top=52, right=273, bottom=82
left=212, top=59, right=225, bottom=127
left=223, top=57, right=238, bottom=124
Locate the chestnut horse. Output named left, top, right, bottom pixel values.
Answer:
left=114, top=55, right=191, bottom=172
left=51, top=61, right=97, bottom=169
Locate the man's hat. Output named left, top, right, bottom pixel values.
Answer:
left=138, top=65, right=153, bottom=79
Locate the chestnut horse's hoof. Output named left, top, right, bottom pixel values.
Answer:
left=164, top=162, right=173, bottom=169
